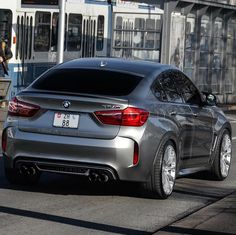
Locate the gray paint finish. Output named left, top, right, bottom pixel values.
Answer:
left=2, top=58, right=232, bottom=196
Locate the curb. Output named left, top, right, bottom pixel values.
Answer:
left=154, top=190, right=236, bottom=235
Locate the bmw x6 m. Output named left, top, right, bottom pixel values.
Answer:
left=2, top=58, right=232, bottom=199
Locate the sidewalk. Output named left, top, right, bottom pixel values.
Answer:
left=219, top=104, right=236, bottom=114
left=154, top=190, right=236, bottom=235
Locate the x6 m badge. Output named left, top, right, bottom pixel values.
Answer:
left=62, top=101, right=71, bottom=109
left=102, top=105, right=121, bottom=109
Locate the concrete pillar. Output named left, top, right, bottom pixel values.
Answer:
left=161, top=1, right=178, bottom=64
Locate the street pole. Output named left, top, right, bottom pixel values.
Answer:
left=57, top=0, right=66, bottom=64
left=107, top=0, right=113, bottom=57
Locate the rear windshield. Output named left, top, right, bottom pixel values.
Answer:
left=32, top=68, right=143, bottom=96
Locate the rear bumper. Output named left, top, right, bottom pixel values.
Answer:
left=3, top=127, right=151, bottom=182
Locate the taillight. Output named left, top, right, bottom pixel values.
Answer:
left=95, top=107, right=149, bottom=127
left=2, top=129, right=7, bottom=152
left=8, top=97, right=40, bottom=117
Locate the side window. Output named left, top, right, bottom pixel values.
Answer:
left=153, top=80, right=167, bottom=102
left=34, top=11, right=51, bottom=51
left=153, top=72, right=183, bottom=103
left=176, top=72, right=202, bottom=105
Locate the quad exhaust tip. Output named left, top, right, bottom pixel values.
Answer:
left=18, top=164, right=110, bottom=182
left=88, top=171, right=109, bottom=183
left=19, top=165, right=36, bottom=176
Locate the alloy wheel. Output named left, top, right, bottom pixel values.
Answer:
left=162, top=145, right=176, bottom=196
left=220, top=134, right=232, bottom=178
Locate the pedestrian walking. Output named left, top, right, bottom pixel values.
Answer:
left=0, top=38, right=13, bottom=77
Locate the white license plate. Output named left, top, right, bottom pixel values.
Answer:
left=53, top=112, right=79, bottom=128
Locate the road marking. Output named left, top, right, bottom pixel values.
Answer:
left=232, top=137, right=236, bottom=141
left=230, top=121, right=236, bottom=124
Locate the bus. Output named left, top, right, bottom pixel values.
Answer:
left=0, top=0, right=163, bottom=97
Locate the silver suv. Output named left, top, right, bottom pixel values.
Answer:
left=2, top=58, right=232, bottom=199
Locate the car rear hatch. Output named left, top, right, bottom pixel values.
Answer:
left=16, top=93, right=128, bottom=139
left=13, top=68, right=144, bottom=139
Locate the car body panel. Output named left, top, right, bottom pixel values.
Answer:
left=187, top=105, right=214, bottom=166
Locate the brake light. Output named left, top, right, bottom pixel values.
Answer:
left=2, top=129, right=7, bottom=152
left=8, top=97, right=40, bottom=117
left=95, top=107, right=149, bottom=127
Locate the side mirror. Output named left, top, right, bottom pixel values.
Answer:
left=202, top=92, right=217, bottom=106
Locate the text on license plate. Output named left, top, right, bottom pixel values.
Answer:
left=53, top=113, right=79, bottom=128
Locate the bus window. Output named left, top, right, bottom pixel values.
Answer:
left=34, top=11, right=51, bottom=51
left=156, top=17, right=162, bottom=49
left=156, top=17, right=162, bottom=31
left=16, top=16, right=20, bottom=59
left=67, top=14, right=82, bottom=51
left=20, top=16, right=24, bottom=59
left=25, top=16, right=29, bottom=59
left=134, top=18, right=145, bottom=48
left=114, top=16, right=122, bottom=48
left=29, top=16, right=33, bottom=59
left=96, top=15, right=104, bottom=51
left=145, top=19, right=155, bottom=49
left=51, top=13, right=58, bottom=51
left=0, top=10, right=12, bottom=45
left=51, top=13, right=67, bottom=51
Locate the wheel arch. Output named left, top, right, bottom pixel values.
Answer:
left=153, top=131, right=179, bottom=166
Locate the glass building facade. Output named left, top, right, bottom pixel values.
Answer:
left=160, top=0, right=236, bottom=103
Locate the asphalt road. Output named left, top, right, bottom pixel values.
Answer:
left=0, top=115, right=236, bottom=235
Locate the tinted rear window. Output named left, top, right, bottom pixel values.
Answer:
left=32, top=69, right=143, bottom=96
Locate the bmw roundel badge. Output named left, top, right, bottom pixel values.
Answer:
left=62, top=101, right=71, bottom=109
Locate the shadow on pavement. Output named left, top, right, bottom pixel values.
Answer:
left=0, top=205, right=151, bottom=235
left=0, top=158, right=234, bottom=201
left=160, top=225, right=232, bottom=235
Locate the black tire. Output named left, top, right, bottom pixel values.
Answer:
left=144, top=140, right=177, bottom=199
left=4, top=167, right=41, bottom=185
left=211, top=129, right=232, bottom=181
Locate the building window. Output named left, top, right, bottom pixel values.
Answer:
left=199, top=15, right=210, bottom=91
left=225, top=17, right=236, bottom=94
left=212, top=17, right=223, bottom=93
left=184, top=14, right=196, bottom=79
